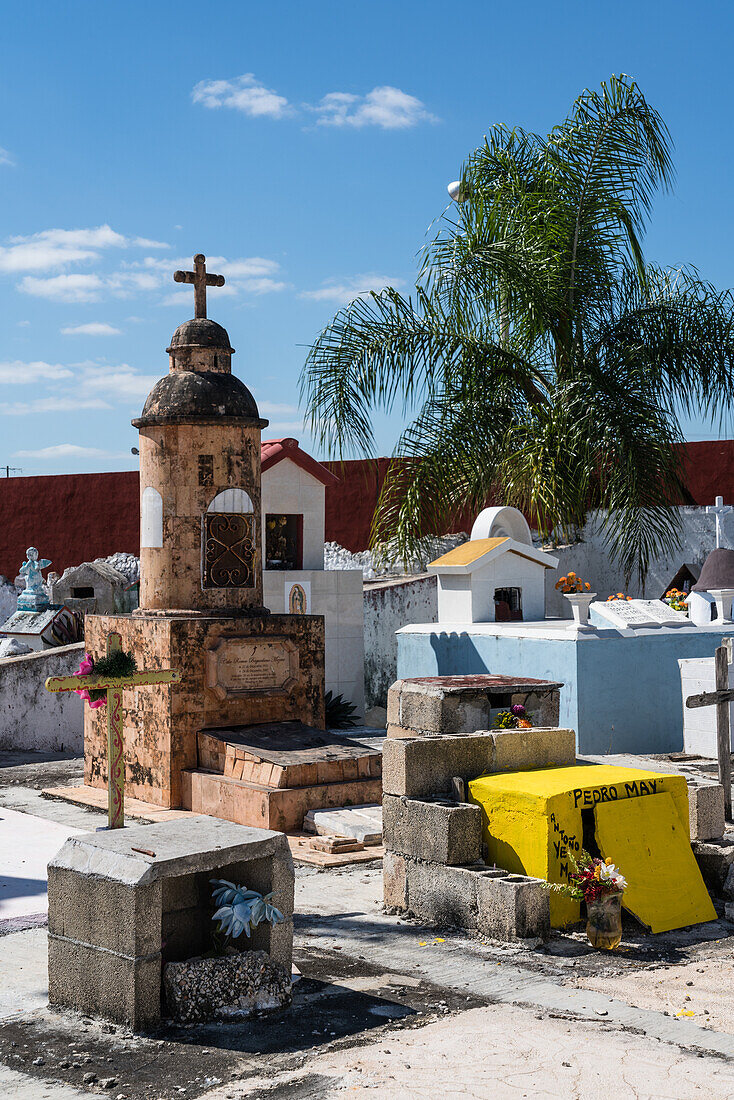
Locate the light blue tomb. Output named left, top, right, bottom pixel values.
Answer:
left=397, top=619, right=734, bottom=755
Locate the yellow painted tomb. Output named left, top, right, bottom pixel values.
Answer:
left=594, top=792, right=716, bottom=932
left=467, top=764, right=704, bottom=928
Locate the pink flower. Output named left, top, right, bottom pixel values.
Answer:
left=73, top=653, right=106, bottom=708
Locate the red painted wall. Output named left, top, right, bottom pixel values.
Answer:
left=1, top=441, right=733, bottom=579
left=0, top=472, right=139, bottom=582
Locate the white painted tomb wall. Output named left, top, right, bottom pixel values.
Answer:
left=261, top=458, right=326, bottom=570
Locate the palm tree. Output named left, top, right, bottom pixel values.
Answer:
left=301, top=75, right=734, bottom=583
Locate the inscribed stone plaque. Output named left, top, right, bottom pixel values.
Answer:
left=592, top=598, right=689, bottom=630
left=206, top=636, right=299, bottom=700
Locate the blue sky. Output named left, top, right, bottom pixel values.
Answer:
left=0, top=0, right=732, bottom=475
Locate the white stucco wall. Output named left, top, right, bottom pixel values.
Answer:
left=261, top=459, right=325, bottom=570
left=363, top=573, right=438, bottom=709
left=0, top=642, right=84, bottom=752
left=544, top=506, right=734, bottom=618
left=263, top=568, right=364, bottom=716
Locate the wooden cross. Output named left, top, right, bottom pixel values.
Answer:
left=45, top=632, right=181, bottom=829
left=173, top=253, right=225, bottom=319
left=685, top=642, right=733, bottom=820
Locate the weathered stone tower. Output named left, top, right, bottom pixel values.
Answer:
left=83, top=256, right=327, bottom=809
left=133, top=313, right=268, bottom=614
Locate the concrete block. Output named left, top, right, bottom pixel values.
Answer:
left=405, top=860, right=479, bottom=928
left=47, top=816, right=295, bottom=1031
left=382, top=793, right=481, bottom=865
left=382, top=729, right=576, bottom=800
left=490, top=727, right=576, bottom=773
left=383, top=850, right=408, bottom=910
left=387, top=676, right=563, bottom=738
left=688, top=783, right=726, bottom=841
left=47, top=869, right=162, bottom=957
left=476, top=872, right=550, bottom=940
left=693, top=835, right=734, bottom=896
left=382, top=734, right=494, bottom=799
left=48, top=935, right=161, bottom=1032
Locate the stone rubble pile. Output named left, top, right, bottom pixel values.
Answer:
left=102, top=552, right=140, bottom=584
left=324, top=533, right=469, bottom=580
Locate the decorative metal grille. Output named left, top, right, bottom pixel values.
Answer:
left=202, top=513, right=255, bottom=589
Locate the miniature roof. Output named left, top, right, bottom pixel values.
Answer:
left=428, top=536, right=558, bottom=574
left=692, top=548, right=734, bottom=591
left=57, top=560, right=128, bottom=586
left=260, top=437, right=340, bottom=487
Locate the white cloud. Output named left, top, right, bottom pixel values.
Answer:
left=0, top=360, right=73, bottom=384
left=312, top=86, right=437, bottom=129
left=18, top=273, right=105, bottom=302
left=0, top=225, right=169, bottom=274
left=61, top=322, right=122, bottom=336
left=192, top=74, right=292, bottom=119
left=0, top=397, right=111, bottom=415
left=0, top=147, right=15, bottom=167
left=13, top=444, right=121, bottom=459
left=192, top=76, right=436, bottom=130
left=81, top=364, right=159, bottom=400
left=300, top=273, right=405, bottom=305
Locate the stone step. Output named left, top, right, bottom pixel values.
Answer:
left=197, top=721, right=382, bottom=789
left=181, top=768, right=383, bottom=833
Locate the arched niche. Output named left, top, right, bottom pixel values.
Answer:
left=470, top=506, right=532, bottom=545
left=206, top=488, right=254, bottom=514
left=141, top=486, right=163, bottom=548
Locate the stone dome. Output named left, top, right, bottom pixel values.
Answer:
left=132, top=370, right=268, bottom=428
left=693, top=548, right=734, bottom=592
left=167, top=318, right=234, bottom=352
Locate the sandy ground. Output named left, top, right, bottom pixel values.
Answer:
left=573, top=947, right=734, bottom=1035
left=203, top=1002, right=734, bottom=1100
left=5, top=751, right=734, bottom=1100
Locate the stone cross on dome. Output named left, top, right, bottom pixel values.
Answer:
left=173, top=253, right=225, bottom=319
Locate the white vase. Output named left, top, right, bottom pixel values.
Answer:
left=564, top=591, right=596, bottom=626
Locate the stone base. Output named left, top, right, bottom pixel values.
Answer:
left=48, top=816, right=294, bottom=1031
left=163, top=949, right=292, bottom=1024
left=182, top=769, right=382, bottom=831
left=383, top=851, right=550, bottom=942
left=84, top=611, right=325, bottom=808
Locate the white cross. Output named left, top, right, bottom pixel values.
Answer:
left=706, top=496, right=734, bottom=549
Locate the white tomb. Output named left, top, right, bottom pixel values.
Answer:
left=679, top=654, right=734, bottom=757
left=260, top=438, right=365, bottom=718
left=428, top=506, right=558, bottom=623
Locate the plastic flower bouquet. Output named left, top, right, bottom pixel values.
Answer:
left=493, top=703, right=533, bottom=730
left=606, top=592, right=633, bottom=602
left=555, top=571, right=591, bottom=594
left=73, top=649, right=138, bottom=708
left=210, top=879, right=285, bottom=942
left=663, top=587, right=688, bottom=613
left=545, top=850, right=627, bottom=903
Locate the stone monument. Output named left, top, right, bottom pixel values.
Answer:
left=84, top=256, right=327, bottom=810
left=82, top=256, right=381, bottom=826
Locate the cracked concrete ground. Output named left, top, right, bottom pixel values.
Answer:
left=4, top=751, right=734, bottom=1099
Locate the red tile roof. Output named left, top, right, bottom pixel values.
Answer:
left=260, top=437, right=340, bottom=487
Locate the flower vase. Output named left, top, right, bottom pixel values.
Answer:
left=564, top=592, right=596, bottom=626
left=586, top=892, right=623, bottom=950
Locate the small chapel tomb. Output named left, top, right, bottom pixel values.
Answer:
left=261, top=437, right=364, bottom=716
left=429, top=507, right=558, bottom=623
left=50, top=559, right=129, bottom=616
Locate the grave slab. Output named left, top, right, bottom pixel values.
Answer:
left=595, top=792, right=716, bottom=932
left=303, top=804, right=382, bottom=844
